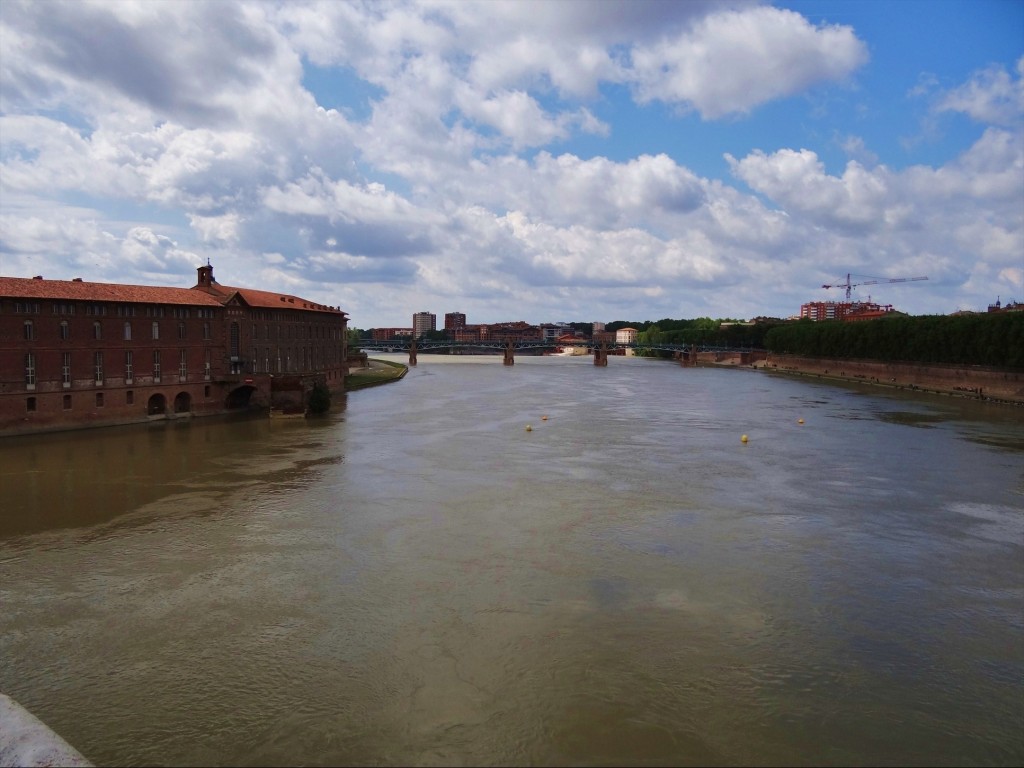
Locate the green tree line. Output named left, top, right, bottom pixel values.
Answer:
left=609, top=318, right=784, bottom=349
left=763, top=313, right=1023, bottom=368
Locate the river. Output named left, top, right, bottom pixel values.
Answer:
left=1, top=354, right=1022, bottom=766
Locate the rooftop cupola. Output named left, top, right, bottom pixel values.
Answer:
left=197, top=263, right=215, bottom=287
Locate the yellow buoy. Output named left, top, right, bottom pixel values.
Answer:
left=798, top=418, right=804, bottom=424
left=525, top=425, right=532, bottom=432
left=541, top=415, right=548, bottom=421
left=741, top=434, right=748, bottom=443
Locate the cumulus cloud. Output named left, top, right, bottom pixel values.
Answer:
left=935, top=56, right=1024, bottom=126
left=0, top=0, right=1019, bottom=323
left=630, top=6, right=868, bottom=118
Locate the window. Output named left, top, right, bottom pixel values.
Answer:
left=27, top=397, right=37, bottom=412
left=178, top=321, right=186, bottom=340
left=204, top=350, right=211, bottom=380
left=126, top=390, right=134, bottom=405
left=25, top=353, right=36, bottom=389
left=203, top=321, right=211, bottom=340
left=63, top=394, right=72, bottom=410
left=95, top=392, right=104, bottom=407
left=179, top=349, right=187, bottom=381
left=94, top=351, right=104, bottom=384
left=153, top=350, right=161, bottom=382
left=204, top=385, right=210, bottom=398
left=59, top=320, right=70, bottom=340
left=86, top=303, right=106, bottom=316
left=173, top=307, right=190, bottom=319
left=125, top=350, right=134, bottom=383
left=93, top=321, right=102, bottom=340
left=52, top=302, right=75, bottom=315
left=151, top=321, right=160, bottom=340
left=16, top=301, right=41, bottom=314
left=62, top=352, right=72, bottom=387
left=23, top=320, right=34, bottom=340
left=124, top=322, right=132, bottom=341
left=117, top=305, right=136, bottom=317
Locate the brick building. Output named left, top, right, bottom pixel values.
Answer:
left=1, top=264, right=348, bottom=436
left=800, top=301, right=896, bottom=322
left=444, top=312, right=466, bottom=332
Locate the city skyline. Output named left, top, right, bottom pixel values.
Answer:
left=1, top=1, right=1021, bottom=328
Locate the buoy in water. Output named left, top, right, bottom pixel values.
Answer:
left=798, top=418, right=804, bottom=424
left=525, top=425, right=532, bottom=432
left=741, top=434, right=748, bottom=443
left=541, top=415, right=548, bottom=421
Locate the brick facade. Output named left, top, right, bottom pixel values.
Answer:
left=1, top=266, right=348, bottom=436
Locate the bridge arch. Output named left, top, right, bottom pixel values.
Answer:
left=225, top=385, right=256, bottom=410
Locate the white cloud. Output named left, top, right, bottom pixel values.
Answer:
left=0, top=0, right=1019, bottom=324
left=629, top=6, right=868, bottom=118
left=936, top=56, right=1024, bottom=126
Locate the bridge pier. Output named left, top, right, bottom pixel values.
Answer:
left=594, top=342, right=608, bottom=366
left=409, top=339, right=417, bottom=366
left=503, top=340, right=515, bottom=366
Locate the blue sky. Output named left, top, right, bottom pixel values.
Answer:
left=1, top=0, right=1021, bottom=328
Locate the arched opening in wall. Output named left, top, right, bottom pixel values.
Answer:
left=225, top=385, right=256, bottom=410
left=173, top=392, right=191, bottom=413
left=147, top=393, right=167, bottom=415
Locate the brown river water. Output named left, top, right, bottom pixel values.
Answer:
left=1, top=354, right=1022, bottom=766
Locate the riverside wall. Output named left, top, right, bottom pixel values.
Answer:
left=752, top=353, right=1024, bottom=405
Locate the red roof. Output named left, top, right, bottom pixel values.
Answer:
left=1, top=275, right=347, bottom=316
left=203, top=284, right=346, bottom=315
left=0, top=276, right=222, bottom=306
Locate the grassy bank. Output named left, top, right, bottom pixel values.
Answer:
left=344, top=358, right=408, bottom=391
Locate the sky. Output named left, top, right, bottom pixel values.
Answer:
left=1, top=0, right=1021, bottom=329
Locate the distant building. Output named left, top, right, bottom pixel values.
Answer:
left=371, top=328, right=414, bottom=341
left=412, top=311, right=436, bottom=338
left=592, top=322, right=605, bottom=334
left=800, top=301, right=896, bottom=322
left=988, top=298, right=1023, bottom=313
left=615, top=327, right=639, bottom=344
left=444, top=312, right=466, bottom=332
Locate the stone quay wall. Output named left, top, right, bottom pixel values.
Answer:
left=754, top=353, right=1024, bottom=405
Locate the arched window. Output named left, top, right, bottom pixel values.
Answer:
left=124, top=322, right=132, bottom=340
left=23, top=320, right=34, bottom=341
left=59, top=320, right=70, bottom=340
left=93, top=321, right=102, bottom=340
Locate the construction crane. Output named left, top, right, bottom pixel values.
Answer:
left=822, top=273, right=928, bottom=301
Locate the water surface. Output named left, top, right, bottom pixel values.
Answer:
left=1, top=355, right=1022, bottom=766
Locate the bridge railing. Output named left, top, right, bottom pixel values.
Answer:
left=355, top=339, right=760, bottom=354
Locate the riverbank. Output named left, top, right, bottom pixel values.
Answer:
left=749, top=353, right=1024, bottom=406
left=344, top=358, right=408, bottom=391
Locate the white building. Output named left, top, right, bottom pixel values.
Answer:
left=412, top=311, right=436, bottom=338
left=615, top=327, right=639, bottom=344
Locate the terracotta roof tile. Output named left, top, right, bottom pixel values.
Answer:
left=1, top=276, right=347, bottom=316
left=205, top=284, right=347, bottom=315
left=0, top=276, right=222, bottom=306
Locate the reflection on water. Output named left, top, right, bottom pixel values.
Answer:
left=1, top=355, right=1022, bottom=766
